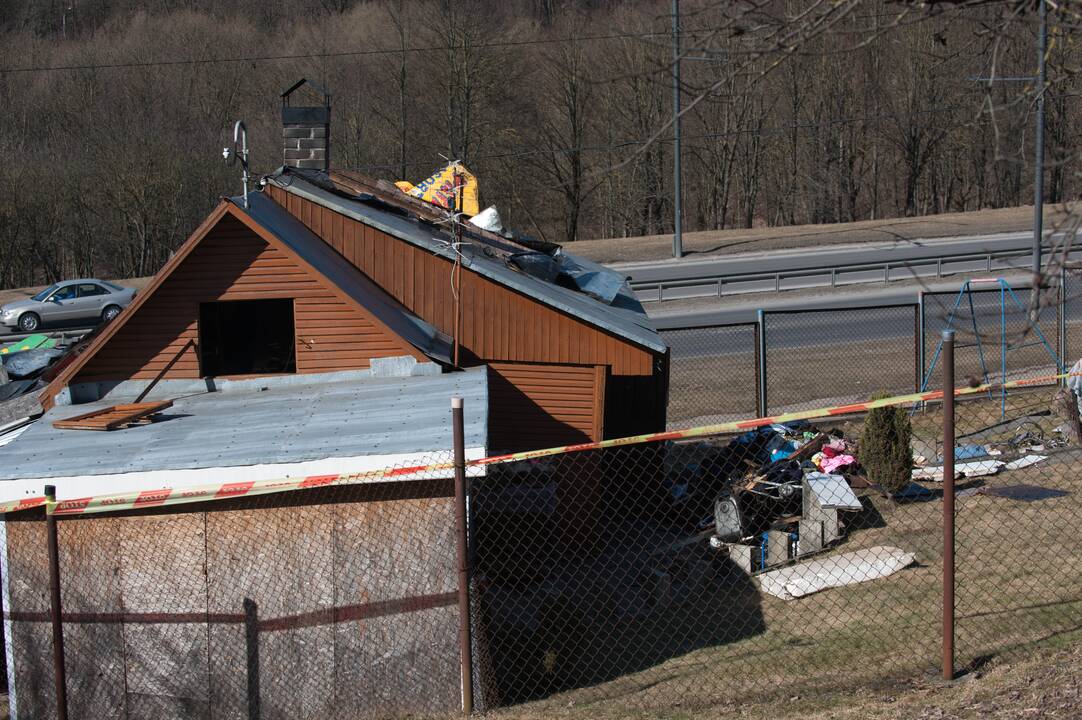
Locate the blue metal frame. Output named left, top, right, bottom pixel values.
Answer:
left=921, top=278, right=1064, bottom=417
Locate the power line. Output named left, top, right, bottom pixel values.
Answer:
left=354, top=100, right=985, bottom=173
left=0, top=28, right=724, bottom=75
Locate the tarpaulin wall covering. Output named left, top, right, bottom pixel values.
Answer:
left=3, top=480, right=462, bottom=719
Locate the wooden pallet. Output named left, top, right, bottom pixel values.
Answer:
left=52, top=401, right=174, bottom=431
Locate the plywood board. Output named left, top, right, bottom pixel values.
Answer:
left=58, top=517, right=126, bottom=718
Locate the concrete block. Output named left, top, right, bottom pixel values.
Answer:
left=284, top=148, right=313, bottom=160
left=766, top=530, right=791, bottom=567
left=798, top=519, right=824, bottom=555
left=726, top=543, right=755, bottom=574
left=282, top=127, right=313, bottom=138
left=291, top=158, right=328, bottom=169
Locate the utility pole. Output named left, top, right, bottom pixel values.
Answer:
left=968, top=1, right=1048, bottom=282
left=672, top=0, right=683, bottom=259
left=1034, top=0, right=1047, bottom=281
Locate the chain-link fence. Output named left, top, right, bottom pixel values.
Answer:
left=663, top=323, right=758, bottom=428
left=763, top=305, right=918, bottom=414
left=663, top=281, right=1073, bottom=432
left=4, top=364, right=1082, bottom=719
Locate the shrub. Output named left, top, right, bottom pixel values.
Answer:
left=860, top=392, right=913, bottom=495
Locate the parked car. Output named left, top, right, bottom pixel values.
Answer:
left=0, top=279, right=136, bottom=333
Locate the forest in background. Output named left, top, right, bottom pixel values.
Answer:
left=0, top=0, right=1077, bottom=288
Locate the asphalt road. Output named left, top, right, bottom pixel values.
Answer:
left=618, top=230, right=1082, bottom=302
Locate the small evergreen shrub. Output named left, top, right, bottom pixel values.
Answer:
left=860, top=392, right=913, bottom=495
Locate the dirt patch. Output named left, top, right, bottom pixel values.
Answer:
left=571, top=205, right=1071, bottom=265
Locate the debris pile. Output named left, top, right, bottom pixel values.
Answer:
left=686, top=423, right=871, bottom=577
left=0, top=331, right=88, bottom=426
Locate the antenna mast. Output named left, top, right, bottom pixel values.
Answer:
left=223, top=120, right=251, bottom=208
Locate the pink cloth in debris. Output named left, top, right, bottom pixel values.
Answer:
left=820, top=454, right=856, bottom=473
left=826, top=437, right=848, bottom=452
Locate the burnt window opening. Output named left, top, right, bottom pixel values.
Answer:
left=199, top=299, right=296, bottom=376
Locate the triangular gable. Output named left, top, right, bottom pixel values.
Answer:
left=43, top=200, right=449, bottom=408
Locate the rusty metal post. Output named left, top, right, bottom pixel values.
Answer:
left=45, top=485, right=69, bottom=720
left=451, top=397, right=473, bottom=714
left=941, top=331, right=956, bottom=681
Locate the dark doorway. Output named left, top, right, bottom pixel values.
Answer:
left=199, top=299, right=296, bottom=376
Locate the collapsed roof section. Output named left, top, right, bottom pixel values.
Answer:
left=265, top=167, right=667, bottom=355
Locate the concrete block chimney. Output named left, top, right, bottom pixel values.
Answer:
left=281, top=79, right=331, bottom=171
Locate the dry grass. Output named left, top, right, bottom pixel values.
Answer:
left=571, top=205, right=1070, bottom=265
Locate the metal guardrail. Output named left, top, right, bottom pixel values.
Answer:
left=631, top=242, right=1080, bottom=302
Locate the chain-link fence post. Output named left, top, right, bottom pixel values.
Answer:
left=756, top=309, right=767, bottom=416
left=45, top=484, right=69, bottom=720
left=941, top=331, right=956, bottom=681
left=452, top=397, right=473, bottom=715
left=1060, top=264, right=1068, bottom=386
left=917, top=291, right=926, bottom=392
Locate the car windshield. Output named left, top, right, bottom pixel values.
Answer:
left=31, top=284, right=60, bottom=302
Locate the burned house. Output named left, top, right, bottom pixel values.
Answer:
left=0, top=85, right=668, bottom=718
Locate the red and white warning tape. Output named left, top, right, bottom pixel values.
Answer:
left=0, top=370, right=1071, bottom=518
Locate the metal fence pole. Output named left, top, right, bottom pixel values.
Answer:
left=1060, top=265, right=1068, bottom=384
left=451, top=397, right=473, bottom=715
left=941, top=331, right=956, bottom=682
left=917, top=291, right=926, bottom=393
left=45, top=485, right=69, bottom=720
left=756, top=309, right=767, bottom=417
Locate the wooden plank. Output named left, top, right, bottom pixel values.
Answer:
left=52, top=401, right=174, bottom=431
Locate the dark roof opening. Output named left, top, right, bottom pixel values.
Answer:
left=199, top=298, right=296, bottom=376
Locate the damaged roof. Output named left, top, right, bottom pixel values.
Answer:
left=0, top=368, right=488, bottom=504
left=265, top=167, right=667, bottom=354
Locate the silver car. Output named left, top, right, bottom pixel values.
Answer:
left=0, top=279, right=136, bottom=333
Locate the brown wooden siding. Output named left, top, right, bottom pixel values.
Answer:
left=487, top=362, right=605, bottom=452
left=75, top=214, right=421, bottom=383
left=265, top=186, right=667, bottom=438
left=267, top=185, right=653, bottom=375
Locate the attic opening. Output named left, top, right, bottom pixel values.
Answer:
left=199, top=298, right=297, bottom=376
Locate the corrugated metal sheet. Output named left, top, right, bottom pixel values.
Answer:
left=1, top=368, right=487, bottom=482
left=265, top=172, right=666, bottom=354
left=487, top=362, right=605, bottom=452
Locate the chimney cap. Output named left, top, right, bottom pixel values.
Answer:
left=281, top=78, right=331, bottom=107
